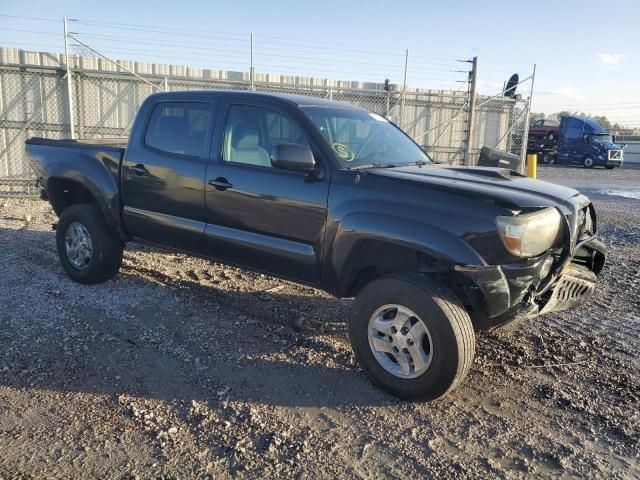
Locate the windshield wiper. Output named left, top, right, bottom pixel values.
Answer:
left=349, top=162, right=399, bottom=170
left=406, top=160, right=430, bottom=167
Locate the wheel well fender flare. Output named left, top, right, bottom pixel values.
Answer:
left=46, top=172, right=125, bottom=239
left=325, top=212, right=485, bottom=296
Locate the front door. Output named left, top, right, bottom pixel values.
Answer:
left=204, top=101, right=330, bottom=283
left=121, top=100, right=216, bottom=253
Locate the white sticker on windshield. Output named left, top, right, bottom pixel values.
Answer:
left=369, top=113, right=387, bottom=122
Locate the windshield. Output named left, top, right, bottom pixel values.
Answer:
left=301, top=106, right=431, bottom=168
left=589, top=134, right=613, bottom=144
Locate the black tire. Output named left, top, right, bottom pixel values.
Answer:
left=605, top=166, right=615, bottom=170
left=582, top=156, right=595, bottom=168
left=349, top=274, right=475, bottom=401
left=56, top=203, right=123, bottom=284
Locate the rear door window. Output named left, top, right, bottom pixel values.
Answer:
left=145, top=102, right=213, bottom=157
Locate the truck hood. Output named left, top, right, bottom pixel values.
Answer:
left=366, top=164, right=582, bottom=210
left=599, top=142, right=623, bottom=150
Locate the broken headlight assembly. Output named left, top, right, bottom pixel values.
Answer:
left=496, top=207, right=562, bottom=257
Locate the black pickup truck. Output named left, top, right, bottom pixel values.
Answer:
left=26, top=91, right=606, bottom=401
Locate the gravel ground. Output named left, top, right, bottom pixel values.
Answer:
left=0, top=164, right=638, bottom=479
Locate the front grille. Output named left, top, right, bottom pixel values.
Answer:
left=539, top=264, right=597, bottom=315
left=608, top=150, right=623, bottom=160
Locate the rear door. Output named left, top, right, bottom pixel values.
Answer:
left=204, top=99, right=330, bottom=283
left=121, top=99, right=216, bottom=253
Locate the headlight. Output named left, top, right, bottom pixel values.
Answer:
left=496, top=207, right=562, bottom=257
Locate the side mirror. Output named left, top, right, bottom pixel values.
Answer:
left=270, top=144, right=316, bottom=172
left=583, top=135, right=590, bottom=144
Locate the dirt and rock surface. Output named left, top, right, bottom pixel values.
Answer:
left=0, top=164, right=638, bottom=479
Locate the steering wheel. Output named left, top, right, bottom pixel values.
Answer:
left=332, top=142, right=355, bottom=162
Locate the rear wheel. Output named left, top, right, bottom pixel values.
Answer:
left=583, top=156, right=595, bottom=168
left=349, top=274, right=475, bottom=401
left=56, top=203, right=123, bottom=284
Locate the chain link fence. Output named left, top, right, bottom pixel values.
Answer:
left=0, top=66, right=68, bottom=196
left=1, top=61, right=532, bottom=196
left=471, top=95, right=530, bottom=164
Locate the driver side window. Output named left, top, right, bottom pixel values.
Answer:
left=222, top=105, right=308, bottom=168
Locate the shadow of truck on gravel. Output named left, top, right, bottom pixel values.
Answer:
left=1, top=226, right=425, bottom=409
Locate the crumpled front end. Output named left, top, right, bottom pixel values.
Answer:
left=454, top=201, right=606, bottom=330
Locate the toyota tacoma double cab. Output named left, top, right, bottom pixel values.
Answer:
left=26, top=91, right=606, bottom=401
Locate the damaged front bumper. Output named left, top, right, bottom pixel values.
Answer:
left=454, top=236, right=606, bottom=330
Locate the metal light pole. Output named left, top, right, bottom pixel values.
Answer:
left=63, top=17, right=75, bottom=139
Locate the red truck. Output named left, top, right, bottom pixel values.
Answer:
left=529, top=118, right=560, bottom=141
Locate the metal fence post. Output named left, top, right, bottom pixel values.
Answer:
left=385, top=90, right=390, bottom=117
left=399, top=49, right=408, bottom=129
left=63, top=17, right=75, bottom=139
left=463, top=56, right=477, bottom=165
left=520, top=64, right=536, bottom=173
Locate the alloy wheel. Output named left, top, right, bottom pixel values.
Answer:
left=64, top=222, right=93, bottom=270
left=367, top=304, right=433, bottom=379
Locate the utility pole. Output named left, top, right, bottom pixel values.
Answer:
left=63, top=16, right=75, bottom=139
left=463, top=56, right=478, bottom=165
left=250, top=33, right=255, bottom=91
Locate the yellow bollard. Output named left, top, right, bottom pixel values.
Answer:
left=527, top=154, right=537, bottom=178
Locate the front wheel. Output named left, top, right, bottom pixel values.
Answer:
left=56, top=203, right=123, bottom=284
left=605, top=166, right=616, bottom=170
left=349, top=274, right=475, bottom=401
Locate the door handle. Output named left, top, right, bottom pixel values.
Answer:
left=208, top=177, right=233, bottom=191
left=129, top=164, right=149, bottom=176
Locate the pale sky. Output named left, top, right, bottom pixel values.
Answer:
left=1, top=0, right=639, bottom=126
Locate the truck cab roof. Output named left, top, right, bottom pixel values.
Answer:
left=146, top=89, right=369, bottom=111
left=561, top=115, right=608, bottom=134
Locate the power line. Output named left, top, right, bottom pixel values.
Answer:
left=0, top=14, right=59, bottom=23
left=0, top=28, right=60, bottom=36
left=1, top=13, right=470, bottom=61
left=0, top=14, right=504, bottom=92
left=66, top=32, right=459, bottom=73
left=73, top=18, right=466, bottom=60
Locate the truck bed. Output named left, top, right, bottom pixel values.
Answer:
left=25, top=137, right=127, bottom=206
